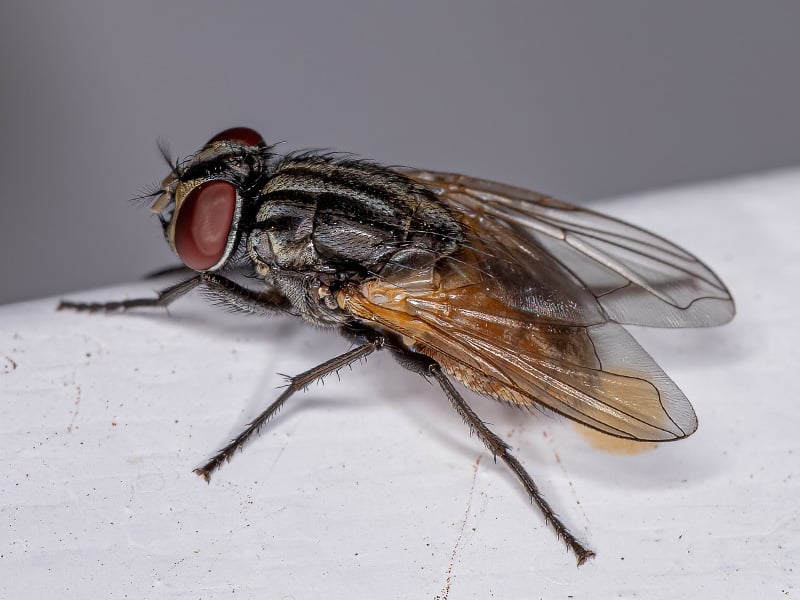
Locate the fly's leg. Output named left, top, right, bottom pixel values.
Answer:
left=428, top=363, right=596, bottom=566
left=194, top=339, right=383, bottom=481
left=143, top=264, right=194, bottom=280
left=58, top=273, right=290, bottom=316
left=144, top=263, right=254, bottom=281
left=58, top=275, right=202, bottom=312
left=196, top=273, right=291, bottom=315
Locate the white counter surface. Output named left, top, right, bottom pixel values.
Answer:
left=1, top=170, right=797, bottom=598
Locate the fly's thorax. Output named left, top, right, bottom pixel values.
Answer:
left=241, top=154, right=467, bottom=327
left=245, top=159, right=464, bottom=277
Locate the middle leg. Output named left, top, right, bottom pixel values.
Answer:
left=428, top=363, right=595, bottom=565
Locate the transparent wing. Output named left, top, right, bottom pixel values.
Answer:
left=341, top=271, right=697, bottom=441
left=402, top=169, right=735, bottom=327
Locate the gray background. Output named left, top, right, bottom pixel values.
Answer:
left=1, top=1, right=798, bottom=306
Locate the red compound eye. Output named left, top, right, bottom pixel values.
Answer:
left=173, top=180, right=237, bottom=271
left=207, top=127, right=264, bottom=147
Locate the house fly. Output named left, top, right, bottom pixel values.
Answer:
left=60, top=127, right=735, bottom=564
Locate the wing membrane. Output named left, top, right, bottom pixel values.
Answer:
left=402, top=169, right=735, bottom=327
left=340, top=273, right=696, bottom=441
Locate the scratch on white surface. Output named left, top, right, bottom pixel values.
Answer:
left=542, top=429, right=591, bottom=534
left=66, top=383, right=81, bottom=433
left=435, top=453, right=483, bottom=600
left=264, top=441, right=288, bottom=479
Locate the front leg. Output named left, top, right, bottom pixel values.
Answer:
left=58, top=272, right=290, bottom=316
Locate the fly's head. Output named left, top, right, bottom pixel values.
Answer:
left=150, top=127, right=273, bottom=272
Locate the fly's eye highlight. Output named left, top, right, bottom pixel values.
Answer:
left=207, top=127, right=264, bottom=147
left=173, top=180, right=237, bottom=271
